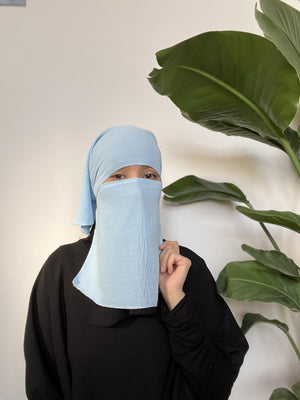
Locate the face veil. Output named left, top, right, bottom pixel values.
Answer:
left=72, top=126, right=163, bottom=309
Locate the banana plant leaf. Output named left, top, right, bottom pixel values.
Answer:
left=241, top=312, right=289, bottom=335
left=256, top=0, right=300, bottom=80
left=242, top=244, right=300, bottom=277
left=292, top=382, right=300, bottom=399
left=216, top=260, right=300, bottom=312
left=162, top=175, right=249, bottom=204
left=285, top=127, right=300, bottom=160
left=236, top=207, right=300, bottom=234
left=242, top=313, right=300, bottom=361
left=270, top=388, right=299, bottom=400
left=148, top=31, right=300, bottom=151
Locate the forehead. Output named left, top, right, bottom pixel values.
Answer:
left=114, top=165, right=158, bottom=171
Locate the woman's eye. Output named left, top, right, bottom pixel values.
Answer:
left=112, top=174, right=124, bottom=179
left=144, top=173, right=158, bottom=179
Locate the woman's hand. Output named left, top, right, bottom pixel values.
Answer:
left=159, top=241, right=192, bottom=311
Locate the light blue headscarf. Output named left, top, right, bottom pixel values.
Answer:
left=72, top=126, right=162, bottom=309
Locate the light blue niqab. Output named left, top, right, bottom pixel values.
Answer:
left=72, top=126, right=162, bottom=309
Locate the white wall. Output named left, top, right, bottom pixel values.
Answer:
left=1, top=0, right=299, bottom=399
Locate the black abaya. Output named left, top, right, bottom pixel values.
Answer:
left=24, top=234, right=248, bottom=400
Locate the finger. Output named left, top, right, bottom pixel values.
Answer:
left=159, top=249, right=171, bottom=273
left=170, top=254, right=191, bottom=274
left=174, top=255, right=192, bottom=270
left=159, top=247, right=179, bottom=267
left=159, top=247, right=178, bottom=273
left=159, top=240, right=179, bottom=251
left=166, top=253, right=178, bottom=275
left=159, top=241, right=179, bottom=252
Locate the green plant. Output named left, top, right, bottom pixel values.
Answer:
left=148, top=0, right=300, bottom=398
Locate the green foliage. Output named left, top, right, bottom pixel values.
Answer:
left=163, top=175, right=248, bottom=204
left=149, top=0, right=300, bottom=397
left=241, top=244, right=300, bottom=278
left=148, top=30, right=300, bottom=174
left=241, top=313, right=300, bottom=360
left=216, top=260, right=300, bottom=312
left=270, top=388, right=300, bottom=400
left=256, top=0, right=300, bottom=81
left=284, top=127, right=300, bottom=160
left=149, top=31, right=298, bottom=141
left=292, top=381, right=300, bottom=399
left=241, top=313, right=289, bottom=335
left=236, top=207, right=300, bottom=234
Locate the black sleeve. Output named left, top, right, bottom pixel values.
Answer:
left=24, top=249, right=71, bottom=400
left=160, top=246, right=249, bottom=400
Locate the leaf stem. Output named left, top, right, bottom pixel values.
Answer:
left=258, top=222, right=281, bottom=252
left=246, top=202, right=281, bottom=251
left=285, top=330, right=300, bottom=361
left=279, top=136, right=300, bottom=178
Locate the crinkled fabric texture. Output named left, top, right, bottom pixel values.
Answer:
left=73, top=178, right=162, bottom=308
left=72, top=126, right=163, bottom=309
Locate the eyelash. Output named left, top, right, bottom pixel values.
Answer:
left=144, top=173, right=158, bottom=179
left=111, top=173, right=158, bottom=179
left=112, top=174, right=125, bottom=179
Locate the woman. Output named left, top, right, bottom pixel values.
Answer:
left=24, top=125, right=248, bottom=400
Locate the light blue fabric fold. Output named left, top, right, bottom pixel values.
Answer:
left=72, top=125, right=163, bottom=309
left=73, top=125, right=162, bottom=234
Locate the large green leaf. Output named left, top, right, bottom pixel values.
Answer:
left=148, top=31, right=299, bottom=148
left=241, top=312, right=289, bottom=335
left=236, top=207, right=300, bottom=233
left=270, top=388, right=299, bottom=400
left=285, top=127, right=300, bottom=160
left=256, top=0, right=300, bottom=80
left=241, top=313, right=300, bottom=361
left=162, top=175, right=248, bottom=204
left=292, top=381, right=300, bottom=399
left=216, top=260, right=300, bottom=312
left=243, top=312, right=300, bottom=362
left=242, top=244, right=300, bottom=277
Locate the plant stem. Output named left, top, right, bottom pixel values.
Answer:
left=280, top=136, right=300, bottom=178
left=246, top=202, right=281, bottom=252
left=285, top=330, right=300, bottom=361
left=259, top=222, right=281, bottom=251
